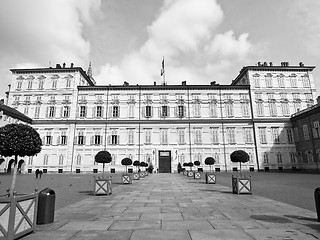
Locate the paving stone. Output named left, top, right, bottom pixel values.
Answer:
left=162, top=219, right=214, bottom=230
left=244, top=228, right=320, bottom=239
left=58, top=220, right=113, bottom=231
left=109, top=220, right=161, bottom=230
left=189, top=229, right=254, bottom=240
left=22, top=231, right=78, bottom=240
left=69, top=230, right=132, bottom=240
left=140, top=212, right=183, bottom=220
left=130, top=230, right=191, bottom=240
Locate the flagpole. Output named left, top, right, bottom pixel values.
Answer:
left=161, top=57, right=166, bottom=85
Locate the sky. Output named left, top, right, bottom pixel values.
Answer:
left=1, top=0, right=320, bottom=99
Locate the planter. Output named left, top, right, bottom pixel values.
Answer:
left=94, top=177, right=112, bottom=195
left=139, top=172, right=145, bottom=178
left=0, top=191, right=38, bottom=240
left=122, top=174, right=132, bottom=184
left=232, top=175, right=252, bottom=194
left=187, top=171, right=194, bottom=177
left=206, top=173, right=216, bottom=184
left=133, top=173, right=140, bottom=180
left=144, top=171, right=148, bottom=176
left=194, top=172, right=201, bottom=179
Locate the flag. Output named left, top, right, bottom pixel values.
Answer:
left=161, top=58, right=165, bottom=76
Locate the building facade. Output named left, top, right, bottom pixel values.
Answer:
left=3, top=62, right=317, bottom=173
left=291, top=98, right=320, bottom=171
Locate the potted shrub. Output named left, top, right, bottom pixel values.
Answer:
left=193, top=160, right=201, bottom=179
left=143, top=162, right=149, bottom=176
left=183, top=163, right=188, bottom=175
left=139, top=161, right=146, bottom=178
left=94, top=150, right=112, bottom=195
left=0, top=123, right=42, bottom=240
left=205, top=157, right=216, bottom=184
left=187, top=162, right=194, bottom=177
left=146, top=162, right=154, bottom=173
left=230, top=150, right=252, bottom=194
left=133, top=160, right=140, bottom=180
left=121, top=157, right=133, bottom=184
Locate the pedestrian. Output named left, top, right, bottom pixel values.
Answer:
left=35, top=169, right=39, bottom=179
left=39, top=170, right=43, bottom=178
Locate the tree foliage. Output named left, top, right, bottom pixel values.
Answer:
left=121, top=158, right=132, bottom=166
left=194, top=160, right=200, bottom=166
left=230, top=150, right=249, bottom=163
left=0, top=124, right=42, bottom=157
left=204, top=157, right=215, bottom=165
left=94, top=151, right=112, bottom=164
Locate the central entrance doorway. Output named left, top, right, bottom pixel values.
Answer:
left=158, top=150, right=171, bottom=173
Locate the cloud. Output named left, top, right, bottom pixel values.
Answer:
left=95, top=0, right=256, bottom=86
left=0, top=0, right=101, bottom=68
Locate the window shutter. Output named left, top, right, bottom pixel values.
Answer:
left=65, top=136, right=68, bottom=145
left=117, top=135, right=120, bottom=145
left=151, top=106, right=154, bottom=118
left=46, top=107, right=49, bottom=118
left=53, top=107, right=56, bottom=118
left=313, top=128, right=318, bottom=138
left=107, top=135, right=111, bottom=145
left=167, top=106, right=170, bottom=117
left=118, top=106, right=120, bottom=117
left=42, top=136, right=45, bottom=145
left=83, top=136, right=86, bottom=145
left=109, top=106, right=112, bottom=118
left=60, top=106, right=63, bottom=118
left=184, top=106, right=187, bottom=117
left=56, top=136, right=60, bottom=145
left=90, top=136, right=94, bottom=145
left=92, top=106, right=96, bottom=118
left=158, top=106, right=161, bottom=117
left=174, top=106, right=177, bottom=117
left=74, top=136, right=77, bottom=145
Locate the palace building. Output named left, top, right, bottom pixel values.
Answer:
left=3, top=61, right=317, bottom=173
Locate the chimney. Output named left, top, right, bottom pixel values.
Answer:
left=63, top=63, right=66, bottom=68
left=56, top=64, right=62, bottom=68
left=0, top=99, right=4, bottom=105
left=317, top=96, right=320, bottom=105
left=269, top=62, right=273, bottom=66
left=70, top=63, right=74, bottom=68
left=154, top=81, right=156, bottom=86
left=182, top=81, right=186, bottom=85
left=299, top=62, right=304, bottom=67
left=210, top=81, right=216, bottom=85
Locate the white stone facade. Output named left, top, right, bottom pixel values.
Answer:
left=5, top=62, right=317, bottom=173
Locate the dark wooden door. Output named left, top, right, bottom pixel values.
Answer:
left=158, top=150, right=171, bottom=173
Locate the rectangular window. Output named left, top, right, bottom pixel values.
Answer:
left=59, top=155, right=64, bottom=165
left=34, top=106, right=40, bottom=118
left=226, top=127, right=235, bottom=144
left=46, top=135, right=52, bottom=145
left=211, top=127, right=219, bottom=144
left=302, top=76, right=310, bottom=88
left=161, top=105, right=168, bottom=117
left=225, top=102, right=234, bottom=117
left=17, top=81, right=22, bottom=90
left=111, top=135, right=118, bottom=145
left=269, top=102, right=277, bottom=116
left=128, top=129, right=134, bottom=144
left=128, top=104, right=134, bottom=118
left=278, top=77, right=285, bottom=88
left=257, top=102, right=264, bottom=116
left=63, top=106, right=70, bottom=118
left=52, top=80, right=57, bottom=89
left=259, top=127, right=267, bottom=143
left=160, top=129, right=168, bottom=144
left=27, top=80, right=33, bottom=89
left=145, top=129, right=151, bottom=144
left=194, top=128, right=202, bottom=144
left=66, top=79, right=71, bottom=88
left=254, top=77, right=260, bottom=88
left=48, top=106, right=55, bottom=118
left=244, top=128, right=253, bottom=143
left=277, top=152, right=282, bottom=163
left=209, top=102, right=217, bottom=117
left=112, top=105, right=119, bottom=118
left=79, top=106, right=86, bottom=118
left=177, top=105, right=184, bottom=118
left=193, top=104, right=201, bottom=117
left=290, top=77, right=297, bottom=88
left=271, top=127, right=280, bottom=143
left=241, top=103, right=250, bottom=117
left=24, top=106, right=29, bottom=115
left=263, top=152, right=269, bottom=163
left=303, top=125, right=309, bottom=140
left=145, top=105, right=152, bottom=118
left=293, top=93, right=300, bottom=100
left=78, top=135, right=84, bottom=145
left=96, top=106, right=102, bottom=118
left=290, top=152, right=296, bottom=163
left=281, top=103, right=290, bottom=116
left=313, top=121, right=320, bottom=138
left=38, top=80, right=44, bottom=89
left=286, top=128, right=294, bottom=143
left=61, top=135, right=67, bottom=145
left=94, top=135, right=101, bottom=145
left=177, top=128, right=185, bottom=144
left=294, top=102, right=301, bottom=112
left=265, top=77, right=272, bottom=88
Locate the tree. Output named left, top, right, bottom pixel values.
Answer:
left=94, top=150, right=112, bottom=178
left=0, top=124, right=42, bottom=196
left=230, top=150, right=249, bottom=177
left=121, top=157, right=132, bottom=173
left=133, top=160, right=140, bottom=172
left=140, top=162, right=148, bottom=171
left=194, top=160, right=200, bottom=170
left=204, top=157, right=215, bottom=173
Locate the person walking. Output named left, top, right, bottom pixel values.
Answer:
left=35, top=169, right=39, bottom=179
left=39, top=170, right=43, bottom=179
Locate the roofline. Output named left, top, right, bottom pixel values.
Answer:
left=232, top=65, right=316, bottom=85
left=10, top=67, right=95, bottom=86
left=78, top=84, right=251, bottom=91
left=0, top=105, right=32, bottom=124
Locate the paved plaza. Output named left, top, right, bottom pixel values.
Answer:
left=23, top=173, right=320, bottom=240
